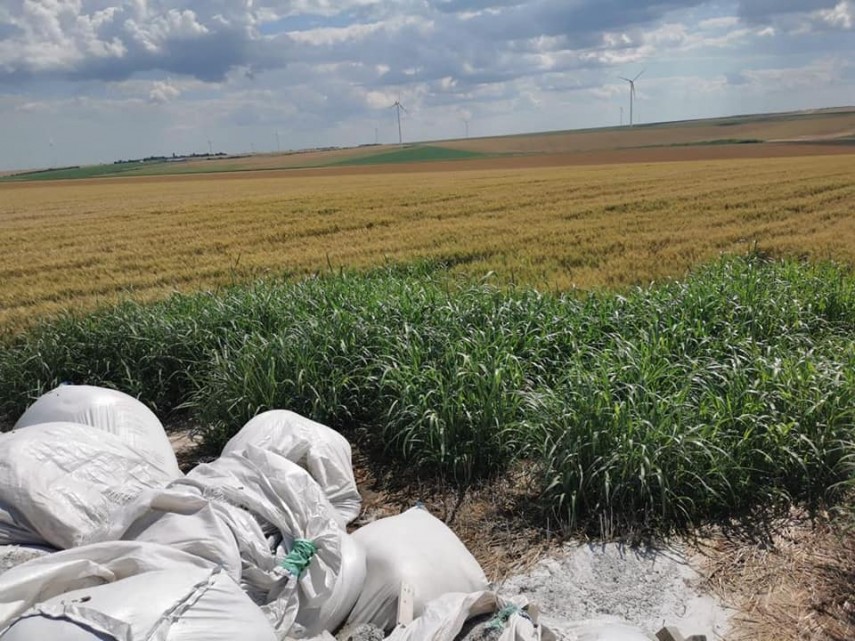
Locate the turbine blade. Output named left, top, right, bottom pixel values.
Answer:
left=618, top=76, right=632, bottom=82
left=633, top=69, right=645, bottom=81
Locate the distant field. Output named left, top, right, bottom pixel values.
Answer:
left=1, top=151, right=852, bottom=331
left=3, top=107, right=853, bottom=181
left=440, top=109, right=855, bottom=154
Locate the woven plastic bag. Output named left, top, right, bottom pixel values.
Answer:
left=14, top=384, right=180, bottom=478
left=0, top=541, right=276, bottom=641
left=222, top=410, right=361, bottom=525
left=347, top=507, right=488, bottom=632
left=164, top=446, right=345, bottom=637
left=0, top=422, right=176, bottom=549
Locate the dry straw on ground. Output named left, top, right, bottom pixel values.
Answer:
left=696, top=510, right=855, bottom=641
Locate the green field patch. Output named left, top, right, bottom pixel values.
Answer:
left=1, top=162, right=157, bottom=182
left=332, top=145, right=488, bottom=166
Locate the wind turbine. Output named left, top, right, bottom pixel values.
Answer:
left=619, top=69, right=644, bottom=127
left=392, top=100, right=407, bottom=147
left=620, top=106, right=624, bottom=127
left=463, top=119, right=469, bottom=138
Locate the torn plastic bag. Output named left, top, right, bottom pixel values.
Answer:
left=14, top=384, right=181, bottom=478
left=347, top=507, right=488, bottom=632
left=222, top=410, right=361, bottom=524
left=0, top=542, right=276, bottom=641
left=0, top=423, right=176, bottom=549
left=168, top=446, right=343, bottom=636
left=386, top=591, right=556, bottom=641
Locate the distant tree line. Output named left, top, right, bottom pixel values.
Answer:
left=113, top=152, right=227, bottom=165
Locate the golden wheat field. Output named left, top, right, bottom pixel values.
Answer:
left=1, top=151, right=853, bottom=331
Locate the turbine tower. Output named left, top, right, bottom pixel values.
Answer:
left=392, top=100, right=407, bottom=146
left=619, top=69, right=644, bottom=127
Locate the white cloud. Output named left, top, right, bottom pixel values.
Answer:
left=816, top=0, right=853, bottom=29
left=0, top=1, right=853, bottom=170
left=148, top=79, right=181, bottom=103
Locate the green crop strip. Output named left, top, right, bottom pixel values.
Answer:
left=1, top=255, right=853, bottom=533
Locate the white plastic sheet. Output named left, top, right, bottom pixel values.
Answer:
left=222, top=410, right=361, bottom=524
left=14, top=385, right=181, bottom=478
left=386, top=591, right=556, bottom=641
left=347, top=507, right=489, bottom=632
left=0, top=542, right=276, bottom=641
left=0, top=423, right=176, bottom=549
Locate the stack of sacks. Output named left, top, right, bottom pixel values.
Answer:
left=0, top=541, right=277, bottom=640
left=14, top=384, right=182, bottom=478
left=1, top=392, right=514, bottom=641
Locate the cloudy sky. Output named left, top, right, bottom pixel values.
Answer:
left=1, top=0, right=853, bottom=170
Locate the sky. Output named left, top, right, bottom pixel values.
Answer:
left=0, top=0, right=853, bottom=170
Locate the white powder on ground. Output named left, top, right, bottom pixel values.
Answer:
left=498, top=543, right=733, bottom=641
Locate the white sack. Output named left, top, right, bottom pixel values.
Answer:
left=295, top=533, right=366, bottom=637
left=0, top=423, right=176, bottom=549
left=14, top=385, right=180, bottom=478
left=169, top=447, right=344, bottom=637
left=347, top=507, right=489, bottom=632
left=222, top=410, right=361, bottom=524
left=0, top=542, right=276, bottom=641
left=386, top=591, right=556, bottom=641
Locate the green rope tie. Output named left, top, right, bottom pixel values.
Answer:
left=280, top=539, right=317, bottom=577
left=487, top=605, right=524, bottom=631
